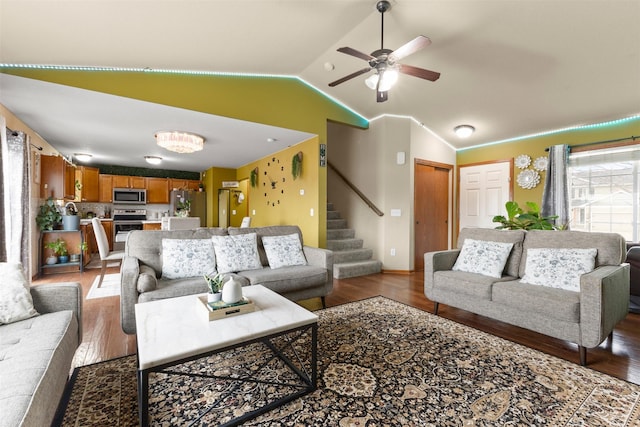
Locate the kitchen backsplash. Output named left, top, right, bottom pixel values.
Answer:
left=76, top=203, right=171, bottom=220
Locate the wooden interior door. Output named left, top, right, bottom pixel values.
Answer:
left=414, top=160, right=451, bottom=270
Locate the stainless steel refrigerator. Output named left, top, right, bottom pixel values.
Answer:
left=170, top=190, right=207, bottom=227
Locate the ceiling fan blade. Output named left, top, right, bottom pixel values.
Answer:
left=328, top=68, right=371, bottom=87
left=389, top=35, right=431, bottom=62
left=377, top=90, right=388, bottom=103
left=337, top=47, right=375, bottom=62
left=398, top=64, right=441, bottom=82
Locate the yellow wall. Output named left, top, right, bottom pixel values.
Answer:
left=232, top=136, right=322, bottom=246
left=457, top=117, right=640, bottom=209
left=2, top=68, right=366, bottom=247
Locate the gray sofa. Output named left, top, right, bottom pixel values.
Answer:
left=121, top=225, right=333, bottom=334
left=424, top=228, right=630, bottom=365
left=0, top=282, right=82, bottom=427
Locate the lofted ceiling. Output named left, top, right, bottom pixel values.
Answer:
left=1, top=0, right=639, bottom=172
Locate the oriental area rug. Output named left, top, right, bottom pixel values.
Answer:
left=54, top=297, right=640, bottom=426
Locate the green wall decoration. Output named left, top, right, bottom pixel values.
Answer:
left=250, top=167, right=259, bottom=188
left=292, top=151, right=303, bottom=180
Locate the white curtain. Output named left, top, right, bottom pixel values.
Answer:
left=541, top=144, right=570, bottom=228
left=1, top=115, right=31, bottom=276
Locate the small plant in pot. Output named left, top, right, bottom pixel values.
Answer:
left=45, top=238, right=69, bottom=264
left=203, top=272, right=225, bottom=302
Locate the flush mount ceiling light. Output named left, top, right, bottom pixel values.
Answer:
left=155, top=131, right=204, bottom=154
left=454, top=125, right=475, bottom=138
left=144, top=156, right=162, bottom=165
left=74, top=153, right=92, bottom=162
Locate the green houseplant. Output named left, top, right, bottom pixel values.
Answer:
left=36, top=198, right=62, bottom=231
left=203, top=272, right=225, bottom=302
left=291, top=151, right=303, bottom=180
left=45, top=238, right=69, bottom=264
left=492, top=201, right=558, bottom=230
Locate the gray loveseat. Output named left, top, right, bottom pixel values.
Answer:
left=121, top=225, right=333, bottom=334
left=424, top=228, right=630, bottom=365
left=0, top=282, right=82, bottom=427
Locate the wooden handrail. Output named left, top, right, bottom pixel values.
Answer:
left=328, top=161, right=384, bottom=217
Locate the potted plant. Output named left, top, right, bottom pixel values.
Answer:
left=198, top=182, right=204, bottom=192
left=45, top=238, right=69, bottom=264
left=36, top=198, right=62, bottom=231
left=175, top=198, right=191, bottom=217
left=62, top=202, right=80, bottom=231
left=492, top=201, right=558, bottom=230
left=203, top=272, right=225, bottom=302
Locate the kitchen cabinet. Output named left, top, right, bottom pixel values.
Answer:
left=99, top=174, right=114, bottom=203
left=169, top=178, right=200, bottom=191
left=113, top=175, right=145, bottom=189
left=146, top=177, right=169, bottom=204
left=40, top=155, right=75, bottom=200
left=75, top=166, right=100, bottom=202
left=143, top=222, right=162, bottom=231
left=82, top=220, right=113, bottom=254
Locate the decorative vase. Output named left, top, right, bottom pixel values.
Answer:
left=58, top=255, right=69, bottom=264
left=208, top=292, right=222, bottom=303
left=46, top=256, right=58, bottom=265
left=222, top=278, right=243, bottom=303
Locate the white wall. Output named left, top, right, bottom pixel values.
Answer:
left=327, top=116, right=456, bottom=271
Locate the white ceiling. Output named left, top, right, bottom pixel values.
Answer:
left=1, top=0, right=639, bottom=172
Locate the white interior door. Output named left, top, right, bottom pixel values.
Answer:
left=459, top=161, right=511, bottom=230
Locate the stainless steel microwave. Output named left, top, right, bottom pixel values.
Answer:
left=113, top=188, right=146, bottom=205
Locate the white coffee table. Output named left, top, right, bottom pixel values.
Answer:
left=135, top=284, right=318, bottom=426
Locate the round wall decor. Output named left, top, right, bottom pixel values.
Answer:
left=517, top=169, right=540, bottom=189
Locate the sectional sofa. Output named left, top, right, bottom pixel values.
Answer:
left=120, top=225, right=333, bottom=334
left=0, top=280, right=82, bottom=427
left=424, top=227, right=630, bottom=365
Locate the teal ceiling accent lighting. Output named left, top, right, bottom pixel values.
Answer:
left=458, top=115, right=640, bottom=151
left=0, top=63, right=369, bottom=128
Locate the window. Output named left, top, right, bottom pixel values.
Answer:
left=568, top=145, right=640, bottom=241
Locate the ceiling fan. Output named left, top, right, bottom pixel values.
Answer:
left=328, top=0, right=440, bottom=102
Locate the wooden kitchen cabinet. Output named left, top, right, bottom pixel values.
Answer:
left=40, top=155, right=76, bottom=200
left=102, top=220, right=114, bottom=251
left=99, top=174, right=114, bottom=203
left=113, top=175, right=145, bottom=189
left=169, top=178, right=201, bottom=191
left=146, top=177, right=169, bottom=204
left=143, top=222, right=162, bottom=231
left=75, top=166, right=100, bottom=202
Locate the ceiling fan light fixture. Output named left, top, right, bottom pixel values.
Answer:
left=144, top=155, right=162, bottom=165
left=454, top=125, right=475, bottom=138
left=74, top=153, right=92, bottom=162
left=155, top=131, right=204, bottom=154
left=365, top=69, right=399, bottom=92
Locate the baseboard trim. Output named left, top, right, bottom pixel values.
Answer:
left=381, top=269, right=413, bottom=275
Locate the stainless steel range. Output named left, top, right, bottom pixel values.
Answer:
left=112, top=208, right=146, bottom=251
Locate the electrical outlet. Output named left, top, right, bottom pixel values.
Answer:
left=390, top=248, right=396, bottom=256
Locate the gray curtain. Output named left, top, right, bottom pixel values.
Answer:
left=1, top=117, right=31, bottom=276
left=541, top=144, right=570, bottom=228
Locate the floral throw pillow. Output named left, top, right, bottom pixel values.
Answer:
left=262, top=233, right=307, bottom=269
left=161, top=239, right=216, bottom=279
left=452, top=238, right=514, bottom=278
left=211, top=233, right=263, bottom=274
left=0, top=262, right=39, bottom=325
left=521, top=248, right=597, bottom=291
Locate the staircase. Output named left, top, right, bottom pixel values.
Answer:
left=327, top=202, right=382, bottom=279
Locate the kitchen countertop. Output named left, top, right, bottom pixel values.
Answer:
left=80, top=218, right=113, bottom=225
left=141, top=220, right=162, bottom=224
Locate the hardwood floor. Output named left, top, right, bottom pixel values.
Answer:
left=33, top=268, right=640, bottom=384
